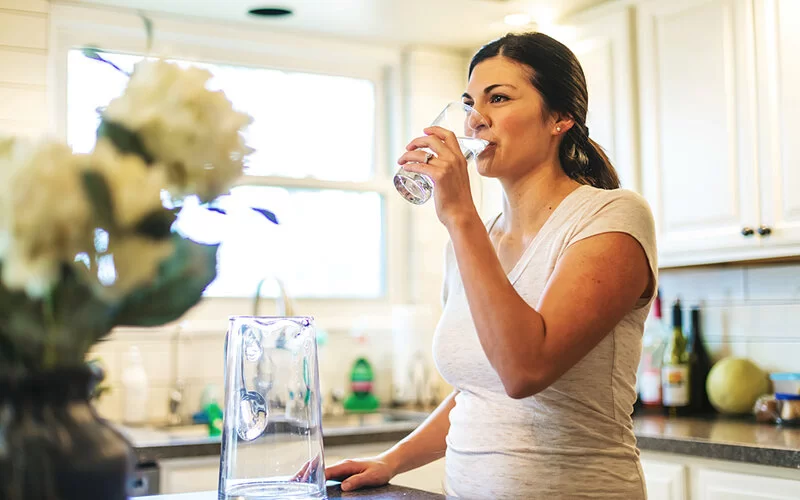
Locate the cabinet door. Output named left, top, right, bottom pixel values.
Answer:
left=754, top=0, right=800, bottom=251
left=640, top=458, right=688, bottom=500
left=637, top=0, right=761, bottom=266
left=557, top=6, right=640, bottom=192
left=159, top=456, right=220, bottom=494
left=694, top=468, right=800, bottom=499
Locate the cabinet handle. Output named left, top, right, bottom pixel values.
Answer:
left=757, top=226, right=772, bottom=237
left=741, top=227, right=755, bottom=237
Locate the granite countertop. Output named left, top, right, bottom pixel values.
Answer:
left=123, top=411, right=425, bottom=463
left=634, top=414, right=800, bottom=468
left=142, top=483, right=446, bottom=499
left=124, top=411, right=800, bottom=470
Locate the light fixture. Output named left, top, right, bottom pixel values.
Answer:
left=504, top=13, right=532, bottom=27
left=248, top=7, right=293, bottom=17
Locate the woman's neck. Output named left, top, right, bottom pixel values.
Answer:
left=498, top=162, right=582, bottom=236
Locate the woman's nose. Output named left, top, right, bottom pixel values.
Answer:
left=466, top=109, right=489, bottom=135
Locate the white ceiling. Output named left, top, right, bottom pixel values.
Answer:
left=66, top=0, right=610, bottom=50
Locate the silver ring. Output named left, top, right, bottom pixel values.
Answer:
left=424, top=152, right=434, bottom=164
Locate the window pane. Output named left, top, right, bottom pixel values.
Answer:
left=174, top=186, right=384, bottom=299
left=67, top=51, right=141, bottom=153
left=66, top=50, right=376, bottom=181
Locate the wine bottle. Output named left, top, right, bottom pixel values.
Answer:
left=662, top=299, right=691, bottom=417
left=639, top=290, right=667, bottom=410
left=687, top=306, right=713, bottom=415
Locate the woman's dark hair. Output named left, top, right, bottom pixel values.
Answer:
left=469, top=32, right=620, bottom=190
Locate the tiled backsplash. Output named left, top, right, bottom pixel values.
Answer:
left=658, top=263, right=800, bottom=374
left=89, top=324, right=400, bottom=424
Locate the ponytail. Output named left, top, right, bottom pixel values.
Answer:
left=559, top=123, right=620, bottom=190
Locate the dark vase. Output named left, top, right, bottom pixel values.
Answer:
left=0, top=367, right=135, bottom=500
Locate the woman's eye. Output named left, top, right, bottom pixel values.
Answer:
left=463, top=101, right=475, bottom=107
left=490, top=94, right=508, bottom=103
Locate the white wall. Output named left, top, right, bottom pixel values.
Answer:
left=0, top=0, right=52, bottom=137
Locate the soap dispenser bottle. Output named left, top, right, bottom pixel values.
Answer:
left=121, top=346, right=149, bottom=426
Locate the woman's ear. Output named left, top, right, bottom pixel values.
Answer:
left=552, top=115, right=575, bottom=136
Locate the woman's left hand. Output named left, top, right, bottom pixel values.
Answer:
left=398, top=126, right=479, bottom=228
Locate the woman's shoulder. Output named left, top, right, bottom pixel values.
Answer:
left=573, top=186, right=654, bottom=223
left=580, top=185, right=651, bottom=207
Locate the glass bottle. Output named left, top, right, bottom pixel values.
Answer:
left=662, top=299, right=691, bottom=417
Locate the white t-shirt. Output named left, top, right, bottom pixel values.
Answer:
left=433, top=185, right=658, bottom=499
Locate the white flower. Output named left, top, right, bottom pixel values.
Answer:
left=103, top=59, right=253, bottom=202
left=0, top=139, right=92, bottom=297
left=84, top=138, right=168, bottom=229
left=0, top=135, right=26, bottom=257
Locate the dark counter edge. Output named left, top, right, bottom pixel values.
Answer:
left=133, top=428, right=799, bottom=471
left=636, top=435, right=800, bottom=469
left=142, top=483, right=448, bottom=499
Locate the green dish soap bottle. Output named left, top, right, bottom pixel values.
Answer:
left=343, top=358, right=380, bottom=413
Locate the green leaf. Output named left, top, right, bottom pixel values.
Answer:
left=96, top=120, right=155, bottom=165
left=113, top=236, right=219, bottom=327
left=251, top=207, right=279, bottom=225
left=81, top=171, right=116, bottom=230
left=139, top=12, right=154, bottom=53
left=81, top=46, right=130, bottom=76
left=135, top=209, right=177, bottom=239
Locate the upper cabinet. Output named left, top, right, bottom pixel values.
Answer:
left=637, top=0, right=800, bottom=267
left=554, top=6, right=640, bottom=192
left=637, top=0, right=761, bottom=266
left=754, top=0, right=800, bottom=254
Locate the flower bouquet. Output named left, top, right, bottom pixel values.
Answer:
left=0, top=55, right=272, bottom=499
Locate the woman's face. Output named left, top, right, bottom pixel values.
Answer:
left=463, top=56, right=561, bottom=180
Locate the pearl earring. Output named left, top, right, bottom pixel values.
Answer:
left=556, top=126, right=562, bottom=132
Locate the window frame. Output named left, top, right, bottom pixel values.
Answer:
left=50, top=4, right=409, bottom=317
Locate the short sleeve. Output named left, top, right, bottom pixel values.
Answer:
left=568, top=190, right=658, bottom=306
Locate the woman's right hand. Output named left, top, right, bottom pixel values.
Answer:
left=325, top=455, right=397, bottom=492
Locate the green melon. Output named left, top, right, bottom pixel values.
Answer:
left=706, top=357, right=770, bottom=414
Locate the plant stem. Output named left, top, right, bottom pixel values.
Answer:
left=42, top=290, right=57, bottom=369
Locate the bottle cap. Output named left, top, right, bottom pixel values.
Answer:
left=672, top=299, right=682, bottom=329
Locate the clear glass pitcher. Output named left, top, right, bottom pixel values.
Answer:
left=218, top=316, right=326, bottom=500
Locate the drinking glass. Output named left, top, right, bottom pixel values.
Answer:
left=218, top=316, right=326, bottom=500
left=393, top=101, right=490, bottom=205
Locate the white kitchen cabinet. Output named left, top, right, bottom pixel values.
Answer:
left=637, top=0, right=762, bottom=267
left=640, top=457, right=688, bottom=500
left=693, top=468, right=800, bottom=499
left=158, top=456, right=220, bottom=494
left=555, top=5, right=640, bottom=192
left=641, top=450, right=800, bottom=500
left=754, top=0, right=800, bottom=254
left=637, top=0, right=800, bottom=267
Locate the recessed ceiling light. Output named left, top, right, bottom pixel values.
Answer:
left=248, top=7, right=293, bottom=17
left=504, top=13, right=532, bottom=26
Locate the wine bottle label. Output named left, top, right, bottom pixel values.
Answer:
left=662, top=366, right=690, bottom=406
left=640, top=369, right=662, bottom=405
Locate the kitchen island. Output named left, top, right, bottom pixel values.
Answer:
left=143, top=482, right=448, bottom=499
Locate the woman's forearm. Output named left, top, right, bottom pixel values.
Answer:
left=446, top=215, right=546, bottom=395
left=381, top=391, right=457, bottom=475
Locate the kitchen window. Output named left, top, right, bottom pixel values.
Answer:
left=66, top=49, right=390, bottom=300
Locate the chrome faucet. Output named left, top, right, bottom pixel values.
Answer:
left=166, top=323, right=186, bottom=426
left=252, top=276, right=294, bottom=317
left=252, top=277, right=295, bottom=408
